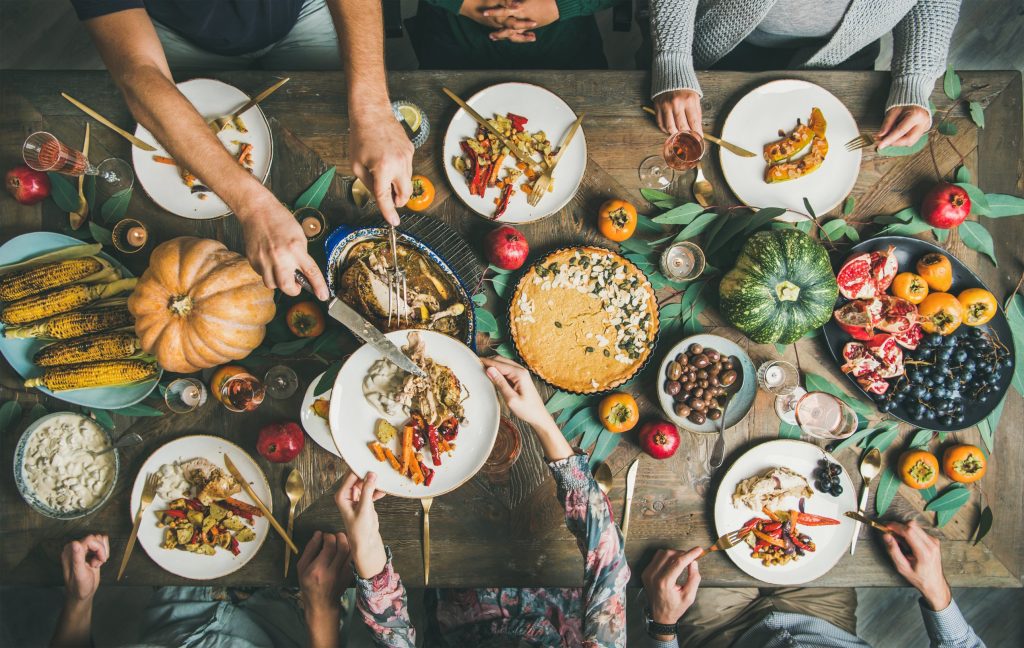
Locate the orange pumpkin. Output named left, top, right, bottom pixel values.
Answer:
left=598, top=392, right=639, bottom=433
left=942, top=444, right=987, bottom=483
left=898, top=450, right=939, bottom=490
left=128, top=237, right=276, bottom=373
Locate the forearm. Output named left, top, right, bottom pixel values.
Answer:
left=305, top=605, right=341, bottom=648
left=326, top=0, right=394, bottom=124
left=50, top=599, right=92, bottom=648
left=920, top=597, right=986, bottom=648
left=532, top=416, right=574, bottom=461
left=354, top=548, right=417, bottom=648
left=888, top=0, right=962, bottom=109
left=649, top=0, right=702, bottom=98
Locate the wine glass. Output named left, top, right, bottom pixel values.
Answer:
left=638, top=129, right=706, bottom=190
left=757, top=360, right=804, bottom=425
left=164, top=378, right=208, bottom=414
left=264, top=365, right=299, bottom=399
left=22, top=131, right=133, bottom=194
left=219, top=371, right=266, bottom=413
left=794, top=391, right=858, bottom=440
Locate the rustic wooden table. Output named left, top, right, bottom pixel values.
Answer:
left=1, top=70, right=1021, bottom=589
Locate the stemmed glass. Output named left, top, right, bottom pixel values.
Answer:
left=757, top=360, right=804, bottom=425
left=264, top=365, right=299, bottom=399
left=794, top=391, right=858, bottom=440
left=638, top=129, right=706, bottom=190
left=22, top=131, right=133, bottom=194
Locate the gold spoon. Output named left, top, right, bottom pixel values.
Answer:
left=692, top=162, right=714, bottom=208
left=594, top=463, right=613, bottom=495
left=850, top=448, right=882, bottom=555
left=283, top=468, right=305, bottom=578
left=421, top=497, right=433, bottom=585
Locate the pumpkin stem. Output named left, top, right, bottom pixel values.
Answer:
left=168, top=294, right=193, bottom=316
left=775, top=280, right=801, bottom=302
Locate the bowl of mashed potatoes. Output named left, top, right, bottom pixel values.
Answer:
left=13, top=412, right=119, bottom=520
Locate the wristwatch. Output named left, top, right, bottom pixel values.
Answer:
left=644, top=608, right=679, bottom=638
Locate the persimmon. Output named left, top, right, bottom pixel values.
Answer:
left=598, top=392, right=639, bottom=433
left=918, top=292, right=963, bottom=335
left=597, top=199, right=637, bottom=242
left=286, top=301, right=327, bottom=338
left=406, top=175, right=435, bottom=212
left=942, top=444, right=986, bottom=483
left=957, top=288, right=997, bottom=326
left=915, top=253, right=953, bottom=292
left=891, top=272, right=929, bottom=305
left=898, top=450, right=939, bottom=490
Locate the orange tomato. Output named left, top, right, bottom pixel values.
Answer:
left=891, top=272, right=929, bottom=304
left=598, top=392, right=639, bottom=433
left=957, top=288, right=997, bottom=326
left=210, top=364, right=246, bottom=406
left=286, top=301, right=327, bottom=338
left=597, top=199, right=638, bottom=242
left=918, top=292, right=963, bottom=335
left=406, top=175, right=435, bottom=212
left=915, top=252, right=953, bottom=292
left=898, top=450, right=939, bottom=490
left=942, top=444, right=987, bottom=483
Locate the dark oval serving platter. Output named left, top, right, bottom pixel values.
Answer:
left=821, top=235, right=1015, bottom=432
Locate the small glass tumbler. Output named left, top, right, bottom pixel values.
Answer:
left=164, top=377, right=208, bottom=414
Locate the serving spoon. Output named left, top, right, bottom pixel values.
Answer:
left=692, top=162, right=714, bottom=207
left=709, top=356, right=744, bottom=469
left=89, top=432, right=143, bottom=457
left=851, top=448, right=882, bottom=555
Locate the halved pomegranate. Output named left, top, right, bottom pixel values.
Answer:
left=875, top=295, right=918, bottom=333
left=858, top=372, right=890, bottom=395
left=891, top=323, right=923, bottom=350
left=870, top=246, right=899, bottom=294
left=837, top=253, right=876, bottom=299
left=841, top=342, right=882, bottom=377
left=834, top=300, right=875, bottom=340
left=868, top=334, right=904, bottom=379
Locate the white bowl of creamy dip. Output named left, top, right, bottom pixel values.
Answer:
left=13, top=412, right=119, bottom=520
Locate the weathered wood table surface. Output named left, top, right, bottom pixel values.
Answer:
left=1, top=69, right=1021, bottom=588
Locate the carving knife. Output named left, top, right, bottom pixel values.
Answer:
left=621, top=458, right=640, bottom=541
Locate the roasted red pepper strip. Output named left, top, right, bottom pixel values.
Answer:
left=752, top=540, right=769, bottom=552
left=186, top=498, right=204, bottom=511
left=739, top=517, right=761, bottom=535
left=163, top=509, right=187, bottom=519
left=507, top=113, right=528, bottom=132
left=229, top=537, right=241, bottom=556
left=220, top=501, right=254, bottom=522
left=796, top=512, right=840, bottom=526
left=763, top=522, right=783, bottom=533
left=753, top=529, right=787, bottom=548
left=762, top=506, right=781, bottom=522
left=419, top=461, right=435, bottom=487
left=493, top=183, right=514, bottom=220
left=439, top=417, right=459, bottom=441
left=427, top=425, right=443, bottom=466
left=788, top=532, right=814, bottom=552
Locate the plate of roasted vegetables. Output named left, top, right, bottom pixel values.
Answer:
left=132, top=78, right=273, bottom=220
left=715, top=440, right=856, bottom=585
left=329, top=329, right=499, bottom=498
left=718, top=79, right=861, bottom=221
left=131, top=435, right=271, bottom=580
left=0, top=232, right=160, bottom=409
left=443, top=82, right=586, bottom=223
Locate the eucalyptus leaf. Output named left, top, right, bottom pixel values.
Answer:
left=875, top=467, right=900, bottom=515
left=1005, top=294, right=1024, bottom=397
left=47, top=172, right=81, bottom=212
left=954, top=183, right=991, bottom=215
left=589, top=428, right=623, bottom=468
left=472, top=293, right=487, bottom=306
left=0, top=401, right=23, bottom=434
left=270, top=337, right=315, bottom=355
left=920, top=485, right=937, bottom=503
left=641, top=188, right=675, bottom=204
left=89, top=222, right=113, bottom=247
left=831, top=427, right=877, bottom=453
left=83, top=175, right=96, bottom=217
left=496, top=342, right=515, bottom=359
left=908, top=429, right=934, bottom=449
left=475, top=308, right=500, bottom=335
left=865, top=425, right=900, bottom=452
left=654, top=200, right=678, bottom=210
left=556, top=401, right=587, bottom=425
left=315, top=362, right=342, bottom=396
left=955, top=165, right=971, bottom=184
left=26, top=403, right=48, bottom=425
left=972, top=505, right=993, bottom=545
left=794, top=220, right=813, bottom=234
left=672, top=212, right=719, bottom=242
left=546, top=390, right=589, bottom=415
left=293, top=166, right=336, bottom=210
left=488, top=264, right=512, bottom=275
left=779, top=422, right=801, bottom=439
left=114, top=403, right=164, bottom=417
left=938, top=121, right=958, bottom=136
left=977, top=395, right=1004, bottom=454
left=311, top=329, right=344, bottom=356
left=982, top=194, right=1024, bottom=218
left=968, top=101, right=985, bottom=129
left=843, top=196, right=855, bottom=215
left=821, top=218, right=848, bottom=241
left=845, top=225, right=860, bottom=242
left=878, top=213, right=933, bottom=237
left=802, top=197, right=817, bottom=218
left=933, top=227, right=949, bottom=244
left=624, top=253, right=658, bottom=276
left=562, top=406, right=597, bottom=443
left=943, top=65, right=961, bottom=100
left=636, top=213, right=663, bottom=232
left=490, top=273, right=513, bottom=298
left=925, top=483, right=969, bottom=512
left=653, top=203, right=705, bottom=225
left=619, top=237, right=656, bottom=256
left=959, top=221, right=997, bottom=265
left=87, top=408, right=115, bottom=430
left=580, top=416, right=604, bottom=450
left=878, top=133, right=929, bottom=157
left=101, top=188, right=132, bottom=224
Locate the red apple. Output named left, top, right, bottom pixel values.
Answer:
left=922, top=183, right=970, bottom=229
left=256, top=421, right=305, bottom=463
left=484, top=225, right=529, bottom=271
left=5, top=165, right=50, bottom=205
left=638, top=420, right=680, bottom=460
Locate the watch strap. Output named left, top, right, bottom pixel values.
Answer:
left=645, top=608, right=679, bottom=637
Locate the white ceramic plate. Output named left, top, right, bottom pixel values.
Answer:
left=328, top=330, right=499, bottom=498
left=656, top=334, right=756, bottom=433
left=129, top=435, right=271, bottom=580
left=714, top=439, right=856, bottom=585
left=132, top=78, right=273, bottom=219
left=719, top=79, right=861, bottom=221
left=442, top=82, right=586, bottom=223
left=301, top=371, right=340, bottom=457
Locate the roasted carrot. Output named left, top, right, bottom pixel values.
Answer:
left=409, top=457, right=424, bottom=484
left=152, top=155, right=176, bottom=165
left=399, top=425, right=414, bottom=475
left=488, top=153, right=506, bottom=186
left=368, top=441, right=386, bottom=462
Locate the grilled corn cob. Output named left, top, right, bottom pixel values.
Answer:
left=25, top=359, right=158, bottom=391
left=0, top=256, right=115, bottom=302
left=2, top=304, right=133, bottom=339
left=33, top=330, right=141, bottom=367
left=0, top=278, right=137, bottom=325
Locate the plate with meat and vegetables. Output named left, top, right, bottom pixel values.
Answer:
left=442, top=82, right=586, bottom=223
left=129, top=435, right=271, bottom=580
left=714, top=439, right=857, bottom=585
left=329, top=329, right=499, bottom=498
left=132, top=78, right=274, bottom=220
left=718, top=79, right=861, bottom=221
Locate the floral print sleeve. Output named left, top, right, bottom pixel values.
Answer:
left=354, top=546, right=417, bottom=648
left=549, top=452, right=630, bottom=647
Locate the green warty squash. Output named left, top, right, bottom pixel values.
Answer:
left=719, top=228, right=838, bottom=344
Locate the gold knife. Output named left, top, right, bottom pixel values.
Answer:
left=641, top=106, right=756, bottom=158
left=844, top=510, right=890, bottom=533
left=621, top=458, right=640, bottom=541
left=210, top=77, right=290, bottom=134
left=442, top=87, right=546, bottom=175
left=223, top=454, right=298, bottom=554
left=527, top=112, right=584, bottom=206
left=61, top=93, right=157, bottom=151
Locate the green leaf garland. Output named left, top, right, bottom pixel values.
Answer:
left=958, top=221, right=997, bottom=265
left=968, top=101, right=985, bottom=129
left=293, top=166, right=336, bottom=210
left=878, top=133, right=929, bottom=157
left=875, top=467, right=900, bottom=515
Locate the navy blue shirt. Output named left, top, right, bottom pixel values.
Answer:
left=71, top=0, right=305, bottom=56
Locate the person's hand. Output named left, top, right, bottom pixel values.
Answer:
left=298, top=531, right=352, bottom=616
left=877, top=105, right=931, bottom=150
left=641, top=547, right=702, bottom=635
left=483, top=0, right=560, bottom=43
left=653, top=89, right=702, bottom=135
left=61, top=534, right=109, bottom=604
left=883, top=520, right=952, bottom=611
left=334, top=471, right=387, bottom=578
left=349, top=114, right=414, bottom=227
left=481, top=356, right=557, bottom=434
left=460, top=0, right=517, bottom=29
left=236, top=193, right=329, bottom=300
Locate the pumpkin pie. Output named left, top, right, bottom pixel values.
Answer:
left=509, top=247, right=659, bottom=393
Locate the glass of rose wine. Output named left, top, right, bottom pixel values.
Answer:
left=218, top=371, right=266, bottom=413
left=22, top=131, right=134, bottom=194
left=638, top=129, right=706, bottom=190
left=794, top=391, right=858, bottom=440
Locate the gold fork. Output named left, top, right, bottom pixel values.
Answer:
left=528, top=112, right=585, bottom=207
left=698, top=527, right=749, bottom=558
left=845, top=133, right=875, bottom=151
left=118, top=472, right=159, bottom=581
left=421, top=497, right=433, bottom=586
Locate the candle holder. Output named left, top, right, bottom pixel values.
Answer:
left=111, top=218, right=148, bottom=253
left=164, top=377, right=208, bottom=414
left=659, top=241, right=705, bottom=282
left=293, top=206, right=326, bottom=242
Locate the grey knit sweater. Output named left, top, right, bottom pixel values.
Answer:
left=650, top=0, right=962, bottom=110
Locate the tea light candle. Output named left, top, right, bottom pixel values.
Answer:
left=181, top=385, right=201, bottom=407
left=301, top=215, right=322, bottom=239
left=126, top=226, right=147, bottom=248
left=660, top=242, right=705, bottom=281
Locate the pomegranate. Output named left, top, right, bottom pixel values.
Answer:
left=836, top=247, right=897, bottom=299
left=5, top=165, right=50, bottom=205
left=256, top=421, right=305, bottom=463
left=867, top=334, right=904, bottom=379
left=841, top=342, right=881, bottom=377
left=859, top=372, right=890, bottom=395
left=638, top=420, right=680, bottom=460
left=891, top=323, right=923, bottom=350
left=874, top=295, right=918, bottom=333
left=834, top=300, right=875, bottom=340
left=484, top=225, right=529, bottom=271
left=922, top=183, right=970, bottom=229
